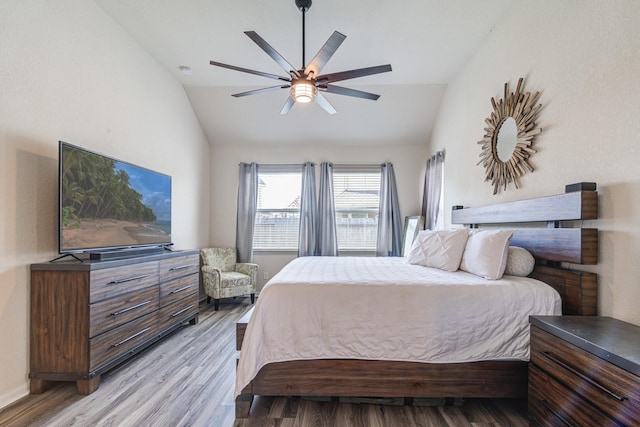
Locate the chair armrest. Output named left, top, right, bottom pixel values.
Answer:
left=236, top=263, right=258, bottom=282
left=201, top=265, right=222, bottom=293
left=201, top=265, right=222, bottom=275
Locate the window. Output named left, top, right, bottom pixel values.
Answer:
left=333, top=166, right=381, bottom=252
left=253, top=168, right=301, bottom=251
left=251, top=164, right=383, bottom=253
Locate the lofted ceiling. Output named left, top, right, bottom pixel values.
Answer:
left=95, top=0, right=515, bottom=146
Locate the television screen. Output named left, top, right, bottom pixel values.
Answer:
left=59, top=141, right=172, bottom=254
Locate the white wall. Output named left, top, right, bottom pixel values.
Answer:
left=431, top=0, right=640, bottom=325
left=0, top=1, right=210, bottom=408
left=209, top=144, right=428, bottom=290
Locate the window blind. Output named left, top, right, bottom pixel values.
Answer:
left=332, top=167, right=381, bottom=251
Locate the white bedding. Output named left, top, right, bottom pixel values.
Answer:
left=235, top=256, right=561, bottom=397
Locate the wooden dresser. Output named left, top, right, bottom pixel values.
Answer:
left=30, top=250, right=200, bottom=395
left=529, top=316, right=640, bottom=426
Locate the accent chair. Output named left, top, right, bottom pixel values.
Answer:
left=200, top=247, right=257, bottom=310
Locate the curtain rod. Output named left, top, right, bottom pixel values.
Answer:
left=249, top=163, right=303, bottom=168
left=334, top=163, right=382, bottom=168
left=243, top=163, right=382, bottom=169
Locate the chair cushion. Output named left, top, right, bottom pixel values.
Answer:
left=220, top=272, right=252, bottom=289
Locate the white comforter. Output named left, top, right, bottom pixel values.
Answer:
left=235, top=256, right=561, bottom=397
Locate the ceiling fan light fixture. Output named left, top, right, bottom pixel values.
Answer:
left=291, top=80, right=317, bottom=103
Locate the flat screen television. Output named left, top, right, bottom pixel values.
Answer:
left=58, top=141, right=172, bottom=255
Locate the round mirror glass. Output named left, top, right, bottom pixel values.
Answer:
left=495, top=117, right=518, bottom=162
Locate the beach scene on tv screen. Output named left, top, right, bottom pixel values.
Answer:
left=61, top=145, right=171, bottom=252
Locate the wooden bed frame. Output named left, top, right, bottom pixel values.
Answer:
left=235, top=189, right=599, bottom=417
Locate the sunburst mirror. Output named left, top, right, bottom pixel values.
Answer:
left=477, top=78, right=542, bottom=194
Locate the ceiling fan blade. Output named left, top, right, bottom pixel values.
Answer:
left=320, top=84, right=380, bottom=101
left=244, top=31, right=298, bottom=76
left=210, top=61, right=290, bottom=82
left=232, top=85, right=290, bottom=98
left=304, top=31, right=346, bottom=76
left=280, top=96, right=296, bottom=115
left=317, top=64, right=392, bottom=84
left=315, top=93, right=337, bottom=115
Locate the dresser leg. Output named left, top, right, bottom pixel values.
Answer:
left=76, top=376, right=100, bottom=395
left=30, top=378, right=53, bottom=394
left=189, top=314, right=199, bottom=325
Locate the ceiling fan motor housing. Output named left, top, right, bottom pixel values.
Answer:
left=295, top=0, right=312, bottom=12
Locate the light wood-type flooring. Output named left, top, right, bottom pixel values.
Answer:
left=0, top=298, right=530, bottom=426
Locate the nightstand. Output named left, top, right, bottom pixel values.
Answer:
left=529, top=316, right=640, bottom=426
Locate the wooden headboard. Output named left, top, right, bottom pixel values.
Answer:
left=452, top=190, right=598, bottom=315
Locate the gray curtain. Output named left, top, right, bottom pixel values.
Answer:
left=317, top=162, right=338, bottom=256
left=421, top=151, right=445, bottom=230
left=298, top=162, right=317, bottom=256
left=376, top=162, right=403, bottom=257
left=236, top=162, right=258, bottom=263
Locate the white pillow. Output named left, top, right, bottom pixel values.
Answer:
left=504, top=246, right=535, bottom=277
left=459, top=229, right=514, bottom=279
left=406, top=229, right=469, bottom=272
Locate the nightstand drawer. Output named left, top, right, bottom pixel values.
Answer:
left=531, top=326, right=640, bottom=426
left=529, top=364, right=618, bottom=427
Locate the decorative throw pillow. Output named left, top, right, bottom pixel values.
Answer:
left=504, top=246, right=535, bottom=277
left=406, top=229, right=469, bottom=272
left=459, top=229, right=514, bottom=280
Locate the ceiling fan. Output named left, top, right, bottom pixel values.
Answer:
left=209, top=0, right=392, bottom=115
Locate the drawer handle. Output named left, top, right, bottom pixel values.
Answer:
left=542, top=351, right=628, bottom=402
left=111, top=300, right=152, bottom=316
left=538, top=399, right=573, bottom=426
left=170, top=284, right=194, bottom=294
left=111, top=327, right=152, bottom=348
left=171, top=304, right=195, bottom=318
left=168, top=264, right=197, bottom=271
left=107, top=274, right=151, bottom=285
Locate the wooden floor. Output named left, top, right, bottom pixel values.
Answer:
left=0, top=298, right=530, bottom=427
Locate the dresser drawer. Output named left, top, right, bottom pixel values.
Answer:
left=90, top=311, right=158, bottom=372
left=90, top=262, right=159, bottom=303
left=159, top=255, right=199, bottom=282
left=160, top=274, right=199, bottom=307
left=531, top=326, right=640, bottom=426
left=528, top=364, right=618, bottom=427
left=158, top=296, right=198, bottom=333
left=89, top=286, right=159, bottom=338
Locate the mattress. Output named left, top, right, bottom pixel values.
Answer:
left=235, top=256, right=561, bottom=397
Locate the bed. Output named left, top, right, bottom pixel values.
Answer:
left=235, top=189, right=598, bottom=418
